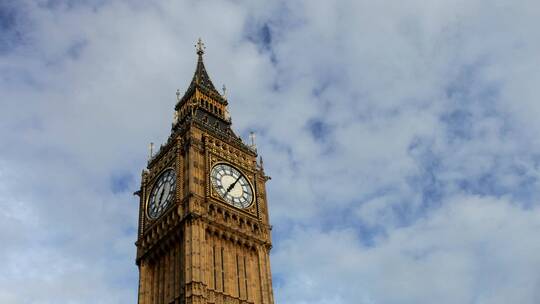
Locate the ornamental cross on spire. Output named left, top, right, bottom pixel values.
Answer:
left=195, top=38, right=205, bottom=55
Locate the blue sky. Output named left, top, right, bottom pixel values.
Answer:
left=1, top=1, right=540, bottom=303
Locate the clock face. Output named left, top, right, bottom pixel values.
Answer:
left=147, top=169, right=176, bottom=219
left=210, top=163, right=253, bottom=209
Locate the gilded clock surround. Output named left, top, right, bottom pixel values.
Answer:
left=209, top=162, right=255, bottom=209
left=134, top=40, right=275, bottom=304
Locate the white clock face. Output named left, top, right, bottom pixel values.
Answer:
left=210, top=164, right=253, bottom=209
left=147, top=169, right=176, bottom=219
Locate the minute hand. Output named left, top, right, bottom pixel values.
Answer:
left=225, top=176, right=242, bottom=194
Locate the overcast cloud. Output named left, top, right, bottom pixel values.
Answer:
left=1, top=0, right=540, bottom=303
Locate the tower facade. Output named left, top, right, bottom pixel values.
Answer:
left=134, top=40, right=275, bottom=304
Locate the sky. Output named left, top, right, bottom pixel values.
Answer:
left=1, top=0, right=540, bottom=303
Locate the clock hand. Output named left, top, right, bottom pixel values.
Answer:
left=157, top=186, right=166, bottom=204
left=225, top=176, right=242, bottom=194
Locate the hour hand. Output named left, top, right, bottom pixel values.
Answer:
left=225, top=176, right=241, bottom=194
left=157, top=186, right=165, bottom=203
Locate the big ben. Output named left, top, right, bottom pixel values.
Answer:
left=134, top=39, right=275, bottom=304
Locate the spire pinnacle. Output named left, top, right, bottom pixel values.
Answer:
left=195, top=38, right=205, bottom=56
left=188, top=39, right=220, bottom=96
left=222, top=84, right=227, bottom=99
left=175, top=39, right=226, bottom=110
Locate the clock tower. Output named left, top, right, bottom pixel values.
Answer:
left=134, top=40, right=275, bottom=304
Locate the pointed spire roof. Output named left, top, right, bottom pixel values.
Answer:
left=191, top=38, right=218, bottom=92
left=176, top=39, right=225, bottom=109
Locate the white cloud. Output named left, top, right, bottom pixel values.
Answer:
left=274, top=196, right=540, bottom=304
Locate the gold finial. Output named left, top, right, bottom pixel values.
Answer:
left=249, top=132, right=257, bottom=150
left=222, top=84, right=227, bottom=99
left=148, top=142, right=155, bottom=160
left=195, top=38, right=205, bottom=55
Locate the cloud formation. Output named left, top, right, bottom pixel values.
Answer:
left=1, top=0, right=539, bottom=303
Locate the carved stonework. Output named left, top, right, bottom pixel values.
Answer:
left=135, top=42, right=274, bottom=304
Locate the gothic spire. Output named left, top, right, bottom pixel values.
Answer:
left=191, top=38, right=217, bottom=91
left=175, top=39, right=225, bottom=110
